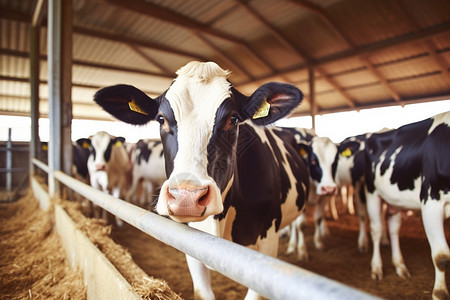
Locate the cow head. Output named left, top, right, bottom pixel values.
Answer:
left=332, top=137, right=365, bottom=186
left=94, top=61, right=303, bottom=222
left=298, top=136, right=338, bottom=195
left=80, top=131, right=126, bottom=171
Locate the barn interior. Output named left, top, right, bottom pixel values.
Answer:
left=1, top=0, right=450, bottom=299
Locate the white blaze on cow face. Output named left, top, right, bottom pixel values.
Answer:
left=156, top=62, right=233, bottom=223
left=311, top=136, right=338, bottom=195
left=88, top=131, right=113, bottom=171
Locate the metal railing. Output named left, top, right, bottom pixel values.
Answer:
left=31, top=158, right=380, bottom=300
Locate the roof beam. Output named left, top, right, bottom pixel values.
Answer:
left=240, top=21, right=450, bottom=85
left=93, top=0, right=243, bottom=44
left=287, top=0, right=401, bottom=103
left=235, top=0, right=355, bottom=107
left=393, top=0, right=450, bottom=85
left=128, top=45, right=173, bottom=75
left=194, top=33, right=255, bottom=80
left=0, top=48, right=174, bottom=79
left=32, top=0, right=46, bottom=27
left=91, top=0, right=275, bottom=78
left=73, top=26, right=205, bottom=61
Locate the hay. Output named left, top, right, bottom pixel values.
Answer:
left=60, top=199, right=182, bottom=300
left=0, top=190, right=85, bottom=300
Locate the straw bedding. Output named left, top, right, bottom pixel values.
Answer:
left=0, top=189, right=182, bottom=300
left=0, top=190, right=85, bottom=299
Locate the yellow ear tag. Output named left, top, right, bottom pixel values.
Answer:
left=42, top=144, right=48, bottom=151
left=341, top=148, right=352, bottom=157
left=128, top=98, right=148, bottom=115
left=115, top=140, right=123, bottom=147
left=82, top=141, right=90, bottom=148
left=299, top=148, right=308, bottom=157
left=252, top=98, right=271, bottom=119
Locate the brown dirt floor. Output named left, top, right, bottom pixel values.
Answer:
left=111, top=205, right=450, bottom=300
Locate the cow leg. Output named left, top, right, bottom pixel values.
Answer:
left=286, top=223, right=297, bottom=255
left=387, top=211, right=410, bottom=278
left=353, top=182, right=368, bottom=253
left=286, top=214, right=309, bottom=261
left=125, top=176, right=139, bottom=205
left=186, top=255, right=214, bottom=300
left=422, top=199, right=450, bottom=300
left=366, top=192, right=384, bottom=280
left=381, top=202, right=390, bottom=246
left=111, top=187, right=124, bottom=227
left=314, top=196, right=328, bottom=250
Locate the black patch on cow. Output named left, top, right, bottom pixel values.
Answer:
left=158, top=97, right=178, bottom=177
left=420, top=123, right=450, bottom=202
left=217, top=124, right=308, bottom=246
left=72, top=143, right=90, bottom=178
left=365, top=118, right=436, bottom=196
left=136, top=140, right=152, bottom=164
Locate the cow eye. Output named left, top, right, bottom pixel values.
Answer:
left=229, top=115, right=239, bottom=126
left=156, top=115, right=165, bottom=125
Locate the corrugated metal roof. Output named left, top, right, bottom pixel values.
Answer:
left=0, top=0, right=449, bottom=120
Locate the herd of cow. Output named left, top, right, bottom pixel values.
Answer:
left=51, top=62, right=448, bottom=300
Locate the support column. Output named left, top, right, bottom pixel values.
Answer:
left=309, top=68, right=317, bottom=130
left=48, top=0, right=72, bottom=197
left=29, top=25, right=40, bottom=175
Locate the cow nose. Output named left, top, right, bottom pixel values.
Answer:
left=95, top=164, right=106, bottom=171
left=321, top=186, right=337, bottom=195
left=167, top=185, right=211, bottom=217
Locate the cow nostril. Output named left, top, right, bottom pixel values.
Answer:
left=197, top=187, right=209, bottom=205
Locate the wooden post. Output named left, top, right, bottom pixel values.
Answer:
left=309, top=68, right=317, bottom=130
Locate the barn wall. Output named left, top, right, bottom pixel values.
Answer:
left=0, top=141, right=29, bottom=190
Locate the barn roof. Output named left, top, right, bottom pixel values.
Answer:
left=1, top=0, right=450, bottom=121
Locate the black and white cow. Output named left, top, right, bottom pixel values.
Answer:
left=333, top=134, right=371, bottom=253
left=360, top=112, right=450, bottom=300
left=93, top=61, right=310, bottom=300
left=126, top=139, right=166, bottom=208
left=278, top=127, right=338, bottom=258
left=80, top=131, right=132, bottom=225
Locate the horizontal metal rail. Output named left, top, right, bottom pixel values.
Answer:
left=0, top=167, right=28, bottom=173
left=32, top=158, right=49, bottom=174
left=33, top=159, right=380, bottom=299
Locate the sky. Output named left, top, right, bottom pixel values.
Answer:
left=1, top=100, right=450, bottom=143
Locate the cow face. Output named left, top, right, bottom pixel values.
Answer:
left=332, top=138, right=365, bottom=186
left=307, top=136, right=338, bottom=195
left=82, top=131, right=126, bottom=171
left=94, top=61, right=303, bottom=223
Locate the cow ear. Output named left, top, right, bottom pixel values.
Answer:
left=298, top=143, right=310, bottom=160
left=76, top=138, right=91, bottom=149
left=112, top=137, right=126, bottom=147
left=240, top=82, right=303, bottom=125
left=94, top=84, right=159, bottom=125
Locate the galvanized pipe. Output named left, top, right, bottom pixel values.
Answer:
left=52, top=170, right=379, bottom=300
left=32, top=158, right=49, bottom=174
left=6, top=128, right=12, bottom=199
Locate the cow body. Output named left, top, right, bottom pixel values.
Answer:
left=94, top=61, right=309, bottom=300
left=126, top=139, right=166, bottom=208
left=362, top=112, right=450, bottom=300
left=278, top=127, right=338, bottom=257
left=83, top=131, right=131, bottom=224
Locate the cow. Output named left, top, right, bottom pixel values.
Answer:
left=126, top=139, right=166, bottom=209
left=80, top=131, right=132, bottom=225
left=93, top=61, right=310, bottom=300
left=277, top=127, right=338, bottom=258
left=73, top=138, right=91, bottom=185
left=359, top=112, right=450, bottom=300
